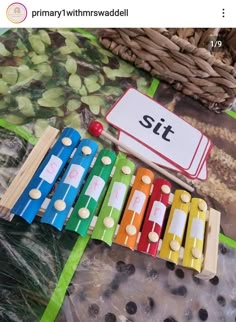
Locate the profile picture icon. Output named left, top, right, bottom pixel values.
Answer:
left=14, top=7, right=21, bottom=14
left=6, top=2, right=27, bottom=23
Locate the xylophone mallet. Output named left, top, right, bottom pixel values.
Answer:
left=88, top=121, right=194, bottom=193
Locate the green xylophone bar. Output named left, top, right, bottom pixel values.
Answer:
left=91, top=158, right=135, bottom=246
left=66, top=149, right=117, bottom=236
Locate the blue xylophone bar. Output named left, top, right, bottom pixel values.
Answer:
left=11, top=127, right=81, bottom=224
left=40, top=138, right=98, bottom=230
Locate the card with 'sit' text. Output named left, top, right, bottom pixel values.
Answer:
left=118, top=131, right=212, bottom=180
left=105, top=89, right=212, bottom=180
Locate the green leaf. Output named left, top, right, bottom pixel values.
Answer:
left=0, top=99, right=7, bottom=110
left=16, top=39, right=28, bottom=51
left=5, top=114, right=24, bottom=125
left=85, top=75, right=98, bottom=82
left=31, top=54, right=48, bottom=65
left=57, top=30, right=78, bottom=42
left=101, top=86, right=123, bottom=96
left=84, top=75, right=101, bottom=93
left=29, top=35, right=46, bottom=54
left=119, top=61, right=134, bottom=74
left=137, top=77, right=148, bottom=93
left=68, top=74, right=82, bottom=92
left=38, top=96, right=65, bottom=108
left=101, top=105, right=109, bottom=116
left=89, top=104, right=100, bottom=115
left=67, top=99, right=81, bottom=111
left=81, top=95, right=105, bottom=115
left=43, top=88, right=64, bottom=100
left=101, top=56, right=109, bottom=64
left=103, top=62, right=134, bottom=80
left=34, top=119, right=50, bottom=138
left=0, top=80, right=9, bottom=94
left=17, top=65, right=38, bottom=84
left=65, top=56, right=77, bottom=74
left=39, top=30, right=51, bottom=45
left=9, top=66, right=39, bottom=91
left=97, top=47, right=114, bottom=58
left=1, top=67, right=18, bottom=85
left=78, top=85, right=87, bottom=96
left=59, top=46, right=73, bottom=55
left=103, top=67, right=117, bottom=80
left=98, top=74, right=105, bottom=85
left=86, top=83, right=101, bottom=93
left=55, top=108, right=64, bottom=117
left=18, top=65, right=32, bottom=75
left=64, top=111, right=81, bottom=128
left=13, top=49, right=27, bottom=57
left=81, top=95, right=104, bottom=106
left=0, top=43, right=11, bottom=56
left=16, top=96, right=35, bottom=117
left=65, top=39, right=81, bottom=54
left=36, top=63, right=53, bottom=77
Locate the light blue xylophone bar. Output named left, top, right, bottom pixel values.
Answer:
left=41, top=138, right=98, bottom=230
left=11, top=127, right=81, bottom=224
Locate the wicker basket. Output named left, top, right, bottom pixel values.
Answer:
left=98, top=28, right=236, bottom=113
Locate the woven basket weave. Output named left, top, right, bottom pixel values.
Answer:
left=99, top=28, right=236, bottom=113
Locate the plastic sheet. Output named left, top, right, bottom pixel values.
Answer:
left=57, top=240, right=236, bottom=322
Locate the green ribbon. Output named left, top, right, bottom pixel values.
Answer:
left=147, top=79, right=160, bottom=98
left=226, top=110, right=236, bottom=119
left=72, top=28, right=98, bottom=42
left=219, top=233, right=236, bottom=249
left=40, top=235, right=90, bottom=322
left=0, top=118, right=38, bottom=145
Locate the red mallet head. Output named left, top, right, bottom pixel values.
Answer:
left=88, top=121, right=104, bottom=137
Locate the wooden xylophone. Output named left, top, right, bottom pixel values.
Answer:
left=0, top=126, right=221, bottom=280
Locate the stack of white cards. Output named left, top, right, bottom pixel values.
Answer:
left=105, top=89, right=212, bottom=180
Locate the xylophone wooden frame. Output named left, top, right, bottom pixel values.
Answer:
left=0, top=126, right=221, bottom=280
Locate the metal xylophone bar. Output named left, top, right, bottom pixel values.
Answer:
left=0, top=126, right=221, bottom=280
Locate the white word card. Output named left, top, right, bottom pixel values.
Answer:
left=105, top=89, right=213, bottom=180
left=106, top=89, right=202, bottom=170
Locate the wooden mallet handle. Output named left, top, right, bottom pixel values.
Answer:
left=88, top=121, right=194, bottom=192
